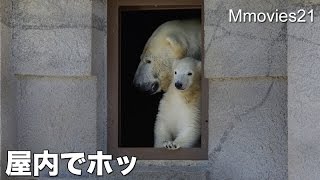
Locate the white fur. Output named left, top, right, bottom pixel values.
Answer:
left=154, top=58, right=201, bottom=150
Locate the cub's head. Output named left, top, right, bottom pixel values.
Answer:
left=173, top=57, right=201, bottom=91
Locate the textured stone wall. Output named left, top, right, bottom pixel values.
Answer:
left=203, top=0, right=288, bottom=179
left=288, top=1, right=320, bottom=180
left=2, top=0, right=104, bottom=179
left=92, top=0, right=107, bottom=152
left=12, top=0, right=92, bottom=76
left=207, top=78, right=287, bottom=179
left=204, top=0, right=288, bottom=77
left=0, top=0, right=17, bottom=179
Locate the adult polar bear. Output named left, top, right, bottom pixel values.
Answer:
left=133, top=19, right=201, bottom=94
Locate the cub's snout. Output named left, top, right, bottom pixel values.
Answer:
left=174, top=82, right=184, bottom=90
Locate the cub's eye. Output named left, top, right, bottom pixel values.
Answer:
left=145, top=60, right=151, bottom=64
left=174, top=71, right=177, bottom=75
left=188, top=72, right=192, bottom=76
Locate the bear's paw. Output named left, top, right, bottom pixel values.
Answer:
left=163, top=141, right=180, bottom=150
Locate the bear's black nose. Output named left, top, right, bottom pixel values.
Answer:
left=175, top=82, right=183, bottom=89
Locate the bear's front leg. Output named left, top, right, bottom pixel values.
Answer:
left=154, top=120, right=171, bottom=148
left=173, top=126, right=200, bottom=148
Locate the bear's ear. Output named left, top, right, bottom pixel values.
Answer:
left=166, top=35, right=187, bottom=59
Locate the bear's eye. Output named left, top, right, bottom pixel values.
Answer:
left=145, top=60, right=151, bottom=64
left=188, top=72, right=192, bottom=76
left=174, top=71, right=177, bottom=75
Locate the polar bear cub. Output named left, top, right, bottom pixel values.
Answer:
left=154, top=57, right=201, bottom=150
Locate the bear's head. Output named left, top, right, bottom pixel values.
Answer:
left=173, top=57, right=201, bottom=91
left=133, top=34, right=188, bottom=95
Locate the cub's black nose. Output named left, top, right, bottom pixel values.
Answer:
left=175, top=82, right=183, bottom=89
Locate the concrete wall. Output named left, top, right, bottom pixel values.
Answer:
left=6, top=0, right=320, bottom=179
left=91, top=0, right=107, bottom=152
left=0, top=0, right=17, bottom=179
left=2, top=0, right=103, bottom=179
left=204, top=0, right=287, bottom=179
left=288, top=1, right=320, bottom=180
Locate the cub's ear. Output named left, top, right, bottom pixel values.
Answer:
left=166, top=34, right=187, bottom=59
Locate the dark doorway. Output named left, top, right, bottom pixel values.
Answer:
left=119, top=9, right=201, bottom=147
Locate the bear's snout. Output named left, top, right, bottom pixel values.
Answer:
left=175, top=82, right=183, bottom=90
left=134, top=81, right=159, bottom=95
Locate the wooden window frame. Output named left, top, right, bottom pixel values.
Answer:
left=107, top=0, right=208, bottom=160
